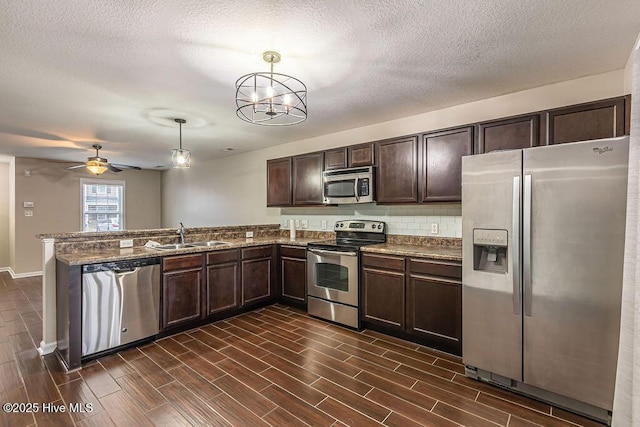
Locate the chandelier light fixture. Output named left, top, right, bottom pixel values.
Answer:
left=235, top=51, right=307, bottom=126
left=171, top=118, right=191, bottom=168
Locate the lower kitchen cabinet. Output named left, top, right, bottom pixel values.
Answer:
left=361, top=252, right=462, bottom=355
left=241, top=245, right=275, bottom=306
left=162, top=254, right=204, bottom=329
left=206, top=249, right=240, bottom=316
left=407, top=258, right=462, bottom=355
left=279, top=245, right=307, bottom=305
left=362, top=254, right=406, bottom=330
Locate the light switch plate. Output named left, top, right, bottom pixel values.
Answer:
left=431, top=223, right=439, bottom=234
left=246, top=231, right=254, bottom=238
left=119, top=239, right=134, bottom=248
left=23, top=201, right=34, bottom=208
left=301, top=220, right=308, bottom=229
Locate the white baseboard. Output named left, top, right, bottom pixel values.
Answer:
left=38, top=341, right=57, bottom=355
left=2, top=267, right=43, bottom=279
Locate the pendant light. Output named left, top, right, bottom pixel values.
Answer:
left=235, top=51, right=307, bottom=126
left=171, top=118, right=191, bottom=168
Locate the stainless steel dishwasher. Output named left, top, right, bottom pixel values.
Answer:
left=82, top=257, right=161, bottom=356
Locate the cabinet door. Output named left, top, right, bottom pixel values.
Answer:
left=292, top=152, right=324, bottom=205
left=324, top=148, right=347, bottom=170
left=420, top=127, right=473, bottom=202
left=547, top=97, right=626, bottom=145
left=242, top=258, right=272, bottom=306
left=267, top=158, right=292, bottom=207
left=206, top=262, right=240, bottom=316
left=348, top=143, right=374, bottom=167
left=407, top=274, right=461, bottom=355
left=162, top=268, right=202, bottom=329
left=362, top=267, right=405, bottom=329
left=375, top=136, right=418, bottom=204
left=281, top=257, right=306, bottom=302
left=477, top=115, right=540, bottom=154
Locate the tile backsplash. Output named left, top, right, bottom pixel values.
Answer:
left=280, top=204, right=462, bottom=238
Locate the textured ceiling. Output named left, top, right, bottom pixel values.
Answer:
left=0, top=1, right=639, bottom=168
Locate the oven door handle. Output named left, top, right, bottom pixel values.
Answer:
left=308, top=248, right=358, bottom=257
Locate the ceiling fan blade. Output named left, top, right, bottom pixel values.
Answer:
left=107, top=164, right=122, bottom=172
left=111, top=163, right=141, bottom=170
left=67, top=164, right=87, bottom=169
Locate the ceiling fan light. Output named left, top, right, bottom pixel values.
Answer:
left=86, top=161, right=108, bottom=175
left=172, top=148, right=191, bottom=168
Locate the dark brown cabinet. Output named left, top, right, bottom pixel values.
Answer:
left=279, top=245, right=307, bottom=305
left=267, top=158, right=292, bottom=207
left=362, top=254, right=406, bottom=330
left=477, top=115, right=541, bottom=154
left=547, top=97, right=627, bottom=145
left=420, top=126, right=473, bottom=202
left=324, top=148, right=347, bottom=170
left=162, top=254, right=204, bottom=329
left=375, top=136, right=418, bottom=204
left=407, top=259, right=462, bottom=355
left=292, top=152, right=325, bottom=205
left=361, top=253, right=462, bottom=355
left=241, top=245, right=275, bottom=306
left=348, top=143, right=374, bottom=167
left=206, top=249, right=240, bottom=316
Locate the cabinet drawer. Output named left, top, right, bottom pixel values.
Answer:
left=280, top=245, right=306, bottom=259
left=207, top=249, right=239, bottom=265
left=409, top=258, right=461, bottom=279
left=242, top=245, right=273, bottom=260
left=362, top=253, right=405, bottom=271
left=163, top=254, right=203, bottom=272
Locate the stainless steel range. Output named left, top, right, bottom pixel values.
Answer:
left=307, top=220, right=386, bottom=329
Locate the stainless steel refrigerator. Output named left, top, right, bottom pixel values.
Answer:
left=462, top=136, right=629, bottom=423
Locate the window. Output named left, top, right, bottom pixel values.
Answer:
left=81, top=179, right=124, bottom=232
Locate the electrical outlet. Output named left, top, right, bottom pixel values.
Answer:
left=24, top=210, right=33, bottom=217
left=431, top=223, right=439, bottom=234
left=246, top=231, right=254, bottom=238
left=283, top=219, right=289, bottom=227
left=301, top=220, right=308, bottom=229
left=294, top=219, right=300, bottom=228
left=119, top=239, right=134, bottom=248
left=321, top=220, right=327, bottom=230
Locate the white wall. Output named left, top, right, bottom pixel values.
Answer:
left=162, top=70, right=627, bottom=232
left=0, top=159, right=10, bottom=268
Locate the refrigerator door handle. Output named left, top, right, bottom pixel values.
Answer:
left=523, top=174, right=532, bottom=317
left=512, top=176, right=521, bottom=315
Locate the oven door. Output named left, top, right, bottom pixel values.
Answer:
left=307, top=248, right=359, bottom=307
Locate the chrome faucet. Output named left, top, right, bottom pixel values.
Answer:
left=177, top=222, right=186, bottom=244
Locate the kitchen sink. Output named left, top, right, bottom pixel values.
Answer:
left=187, top=241, right=231, bottom=247
left=153, top=243, right=194, bottom=250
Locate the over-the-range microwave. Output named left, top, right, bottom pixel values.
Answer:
left=323, top=166, right=374, bottom=204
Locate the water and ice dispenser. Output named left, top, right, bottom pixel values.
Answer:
left=473, top=229, right=508, bottom=273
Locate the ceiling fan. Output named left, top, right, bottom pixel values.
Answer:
left=66, top=144, right=141, bottom=175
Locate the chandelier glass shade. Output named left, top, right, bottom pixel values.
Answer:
left=171, top=118, right=191, bottom=168
left=86, top=160, right=108, bottom=175
left=235, top=51, right=307, bottom=126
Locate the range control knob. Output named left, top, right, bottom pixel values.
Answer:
left=378, top=224, right=382, bottom=229
left=371, top=224, right=376, bottom=229
left=340, top=223, right=344, bottom=227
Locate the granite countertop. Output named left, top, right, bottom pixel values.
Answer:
left=57, top=237, right=320, bottom=266
left=361, top=243, right=462, bottom=261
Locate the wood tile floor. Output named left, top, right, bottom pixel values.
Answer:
left=0, top=272, right=603, bottom=427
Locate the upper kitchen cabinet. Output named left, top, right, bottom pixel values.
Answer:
left=348, top=142, right=375, bottom=167
left=420, top=126, right=473, bottom=202
left=292, top=152, right=325, bottom=205
left=546, top=96, right=627, bottom=145
left=267, top=158, right=292, bottom=207
left=375, top=136, right=418, bottom=204
left=477, top=115, right=541, bottom=154
left=324, top=147, right=347, bottom=170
